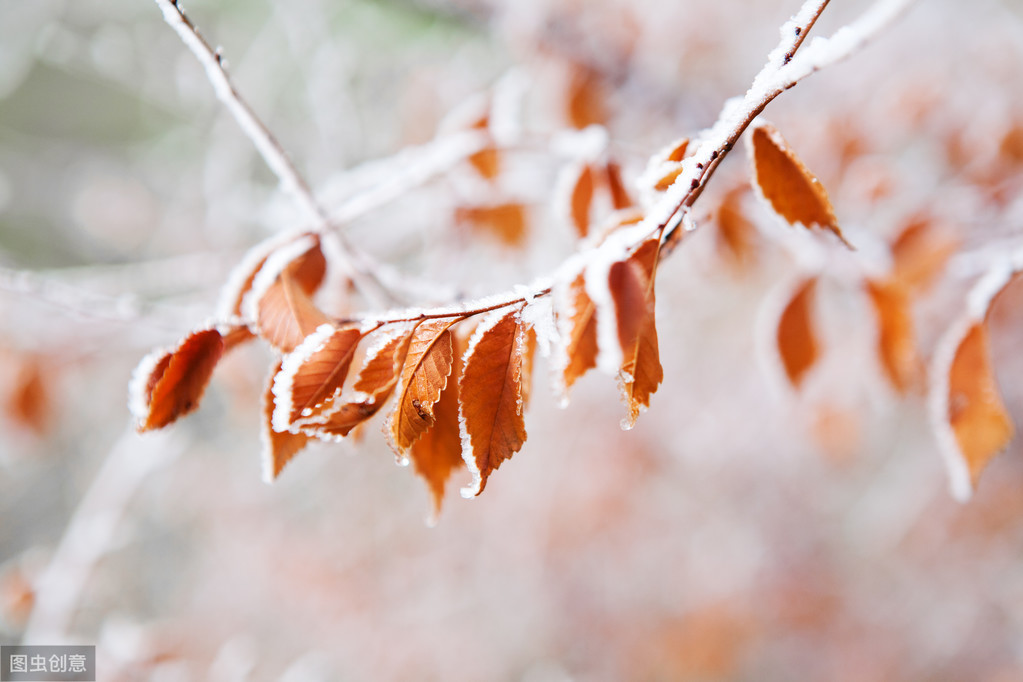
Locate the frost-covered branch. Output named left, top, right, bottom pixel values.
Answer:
left=152, top=0, right=397, bottom=304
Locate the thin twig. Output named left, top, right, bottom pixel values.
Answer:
left=153, top=0, right=396, bottom=305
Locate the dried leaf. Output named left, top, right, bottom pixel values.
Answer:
left=273, top=324, right=363, bottom=429
left=609, top=238, right=663, bottom=427
left=570, top=164, right=594, bottom=238
left=131, top=328, right=225, bottom=431
left=945, top=322, right=1014, bottom=492
left=262, top=360, right=309, bottom=482
left=750, top=124, right=848, bottom=247
left=777, top=278, right=820, bottom=388
left=648, top=137, right=689, bottom=192
left=455, top=203, right=528, bottom=247
left=256, top=271, right=333, bottom=353
left=866, top=279, right=920, bottom=392
left=310, top=327, right=414, bottom=438
left=559, top=273, right=599, bottom=395
left=410, top=332, right=467, bottom=517
left=460, top=308, right=528, bottom=496
left=222, top=233, right=326, bottom=318
left=390, top=318, right=460, bottom=453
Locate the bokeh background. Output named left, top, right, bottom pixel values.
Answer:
left=2, top=0, right=1023, bottom=679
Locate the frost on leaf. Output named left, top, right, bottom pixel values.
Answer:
left=459, top=308, right=528, bottom=496
left=649, top=137, right=690, bottom=192
left=130, top=328, right=224, bottom=432
left=310, top=326, right=414, bottom=439
left=455, top=203, right=528, bottom=247
left=390, top=317, right=461, bottom=453
left=273, top=324, right=363, bottom=429
left=609, top=237, right=663, bottom=428
left=866, top=279, right=920, bottom=392
left=749, top=123, right=849, bottom=247
left=262, top=360, right=309, bottom=482
left=776, top=277, right=820, bottom=389
left=255, top=270, right=332, bottom=353
left=557, top=272, right=600, bottom=397
left=410, top=331, right=467, bottom=517
left=570, top=163, right=594, bottom=238
left=941, top=322, right=1014, bottom=498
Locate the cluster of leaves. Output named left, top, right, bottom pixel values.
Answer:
left=129, top=0, right=1020, bottom=517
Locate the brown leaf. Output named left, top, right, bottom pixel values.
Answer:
left=221, top=232, right=326, bottom=318
left=609, top=238, right=663, bottom=427
left=410, top=332, right=467, bottom=517
left=273, top=325, right=363, bottom=429
left=570, top=164, right=594, bottom=238
left=131, top=328, right=225, bottom=431
left=256, top=271, right=333, bottom=353
left=866, top=279, right=921, bottom=392
left=390, top=318, right=460, bottom=453
left=604, top=161, right=633, bottom=209
left=890, top=215, right=958, bottom=294
left=750, top=124, right=849, bottom=247
left=777, top=278, right=820, bottom=389
left=455, top=203, right=528, bottom=247
left=945, top=322, right=1014, bottom=493
left=310, top=327, right=414, bottom=439
left=559, top=273, right=599, bottom=396
left=262, top=360, right=309, bottom=481
left=460, top=308, right=528, bottom=495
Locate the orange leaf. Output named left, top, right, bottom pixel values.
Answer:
left=609, top=238, right=663, bottom=427
left=256, top=271, right=332, bottom=353
left=776, top=278, right=820, bottom=389
left=390, top=318, right=460, bottom=453
left=604, top=161, right=633, bottom=210
left=558, top=273, right=600, bottom=397
left=648, top=137, right=689, bottom=192
left=5, top=355, right=49, bottom=433
left=410, top=332, right=467, bottom=517
left=716, top=187, right=756, bottom=268
left=460, top=308, right=528, bottom=496
left=455, top=203, right=528, bottom=247
left=131, top=328, right=225, bottom=431
left=221, top=232, right=326, bottom=318
left=944, top=322, right=1014, bottom=495
left=469, top=146, right=500, bottom=181
left=566, top=64, right=606, bottom=129
left=750, top=124, right=849, bottom=247
left=891, top=216, right=958, bottom=294
left=866, top=279, right=921, bottom=392
left=273, top=324, right=363, bottom=429
left=570, top=164, right=594, bottom=239
left=309, top=326, right=414, bottom=439
left=262, top=360, right=309, bottom=481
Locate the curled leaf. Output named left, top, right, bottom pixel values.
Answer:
left=309, top=326, right=414, bottom=439
left=750, top=123, right=848, bottom=247
left=272, top=324, right=363, bottom=430
left=130, top=328, right=224, bottom=431
left=262, top=360, right=309, bottom=482
left=609, top=238, right=663, bottom=428
left=460, top=308, right=528, bottom=496
left=555, top=273, right=599, bottom=400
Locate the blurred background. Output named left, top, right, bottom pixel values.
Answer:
left=2, top=0, right=1023, bottom=679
